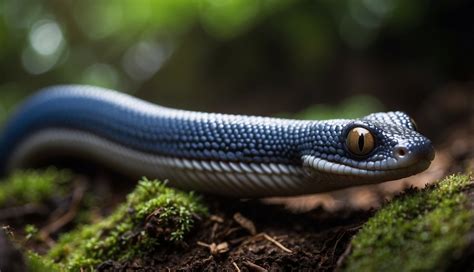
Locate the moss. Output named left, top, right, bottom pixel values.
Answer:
left=0, top=168, right=71, bottom=207
left=344, top=174, right=474, bottom=272
left=47, top=178, right=207, bottom=270
left=24, top=224, right=39, bottom=241
left=26, top=251, right=61, bottom=272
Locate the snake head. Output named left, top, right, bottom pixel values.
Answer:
left=301, top=111, right=435, bottom=188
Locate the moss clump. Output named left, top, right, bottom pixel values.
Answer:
left=26, top=251, right=61, bottom=272
left=48, top=178, right=207, bottom=270
left=0, top=168, right=71, bottom=207
left=345, top=174, right=473, bottom=272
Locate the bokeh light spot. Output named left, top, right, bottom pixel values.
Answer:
left=122, top=41, right=173, bottom=82
left=21, top=47, right=61, bottom=75
left=29, top=20, right=63, bottom=56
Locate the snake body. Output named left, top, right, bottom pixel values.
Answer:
left=0, top=85, right=434, bottom=197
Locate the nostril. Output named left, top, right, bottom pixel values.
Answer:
left=394, top=146, right=408, bottom=159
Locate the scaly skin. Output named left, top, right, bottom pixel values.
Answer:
left=0, top=85, right=434, bottom=197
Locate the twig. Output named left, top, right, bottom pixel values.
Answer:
left=261, top=233, right=292, bottom=253
left=210, top=215, right=224, bottom=223
left=202, top=255, right=214, bottom=264
left=232, top=261, right=241, bottom=272
left=243, top=260, right=268, bottom=272
left=336, top=243, right=352, bottom=270
left=233, top=213, right=257, bottom=235
left=197, top=241, right=229, bottom=255
left=224, top=227, right=241, bottom=237
left=211, top=222, right=218, bottom=240
left=197, top=241, right=210, bottom=247
left=39, top=179, right=87, bottom=242
left=330, top=231, right=346, bottom=263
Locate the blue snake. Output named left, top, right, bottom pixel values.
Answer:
left=0, top=85, right=435, bottom=197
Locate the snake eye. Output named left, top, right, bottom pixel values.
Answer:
left=346, top=127, right=375, bottom=156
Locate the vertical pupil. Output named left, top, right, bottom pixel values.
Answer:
left=358, top=134, right=365, bottom=151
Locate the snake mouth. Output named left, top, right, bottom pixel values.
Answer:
left=302, top=155, right=433, bottom=181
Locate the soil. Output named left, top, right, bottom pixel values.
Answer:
left=96, top=198, right=372, bottom=271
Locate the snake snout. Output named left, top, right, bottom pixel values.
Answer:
left=393, top=140, right=435, bottom=167
left=413, top=141, right=435, bottom=161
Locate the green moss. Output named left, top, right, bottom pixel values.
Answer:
left=0, top=168, right=71, bottom=207
left=26, top=251, right=61, bottom=272
left=48, top=178, right=207, bottom=270
left=345, top=174, right=473, bottom=272
left=24, top=224, right=39, bottom=241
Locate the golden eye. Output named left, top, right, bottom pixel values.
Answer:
left=346, top=127, right=375, bottom=156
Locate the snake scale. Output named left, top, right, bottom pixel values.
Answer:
left=0, top=85, right=435, bottom=197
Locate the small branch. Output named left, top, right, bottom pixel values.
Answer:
left=197, top=241, right=210, bottom=247
left=224, top=227, right=241, bottom=237
left=211, top=222, right=218, bottom=240
left=39, top=179, right=87, bottom=242
left=232, top=261, right=241, bottom=272
left=197, top=241, right=229, bottom=255
left=330, top=231, right=346, bottom=263
left=243, top=260, right=268, bottom=272
left=233, top=213, right=257, bottom=235
left=336, top=243, right=352, bottom=270
left=209, top=215, right=224, bottom=223
left=261, top=233, right=292, bottom=253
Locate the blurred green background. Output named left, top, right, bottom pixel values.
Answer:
left=0, top=0, right=472, bottom=140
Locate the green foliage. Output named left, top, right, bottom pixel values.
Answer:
left=291, top=95, right=384, bottom=120
left=26, top=251, right=61, bottom=272
left=24, top=224, right=39, bottom=241
left=0, top=168, right=71, bottom=207
left=48, top=178, right=207, bottom=271
left=344, top=174, right=474, bottom=272
left=0, top=0, right=294, bottom=95
left=0, top=0, right=432, bottom=111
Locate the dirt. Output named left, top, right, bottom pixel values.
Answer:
left=96, top=198, right=372, bottom=271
